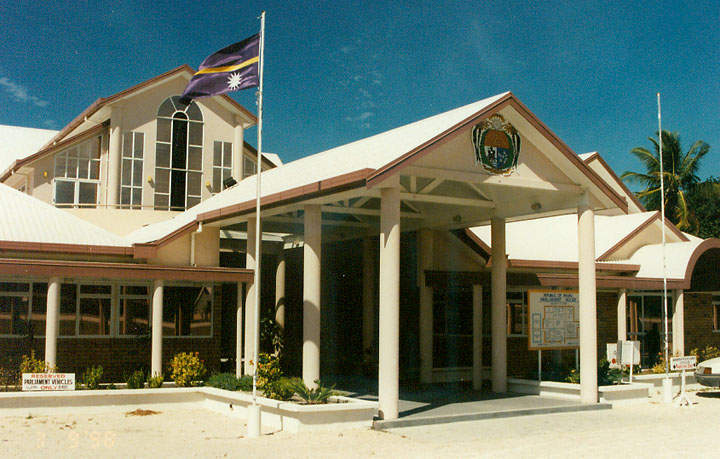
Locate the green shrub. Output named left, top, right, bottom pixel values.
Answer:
left=254, top=353, right=290, bottom=400
left=256, top=353, right=282, bottom=390
left=206, top=373, right=245, bottom=391
left=126, top=370, right=145, bottom=389
left=20, top=350, right=55, bottom=374
left=690, top=345, right=720, bottom=363
left=237, top=375, right=253, bottom=391
left=564, top=358, right=625, bottom=385
left=263, top=377, right=295, bottom=401
left=147, top=374, right=164, bottom=389
left=284, top=378, right=336, bottom=404
left=170, top=352, right=206, bottom=387
left=81, top=366, right=103, bottom=390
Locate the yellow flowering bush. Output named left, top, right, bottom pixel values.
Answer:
left=170, top=352, right=206, bottom=387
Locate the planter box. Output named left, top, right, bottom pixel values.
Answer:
left=508, top=378, right=652, bottom=404
left=0, top=387, right=378, bottom=433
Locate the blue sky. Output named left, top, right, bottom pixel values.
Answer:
left=1, top=1, right=719, bottom=183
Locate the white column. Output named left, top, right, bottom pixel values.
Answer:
left=44, top=277, right=60, bottom=371
left=378, top=186, right=400, bottom=420
left=244, top=217, right=257, bottom=375
left=303, top=205, right=322, bottom=387
left=232, top=120, right=245, bottom=181
left=473, top=284, right=483, bottom=390
left=578, top=193, right=598, bottom=404
left=236, top=282, right=244, bottom=377
left=362, top=236, right=375, bottom=362
left=418, top=229, right=433, bottom=384
left=491, top=217, right=507, bottom=393
left=673, top=290, right=685, bottom=357
left=617, top=288, right=627, bottom=341
left=275, top=248, right=286, bottom=332
left=107, top=106, right=122, bottom=208
left=151, top=279, right=164, bottom=377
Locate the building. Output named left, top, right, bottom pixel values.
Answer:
left=2, top=68, right=719, bottom=420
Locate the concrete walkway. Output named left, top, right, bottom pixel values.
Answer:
left=330, top=377, right=610, bottom=430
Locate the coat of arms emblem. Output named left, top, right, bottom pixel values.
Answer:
left=472, top=114, right=521, bottom=175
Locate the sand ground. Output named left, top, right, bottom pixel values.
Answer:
left=2, top=391, right=719, bottom=458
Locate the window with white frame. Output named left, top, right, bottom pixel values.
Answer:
left=53, top=136, right=102, bottom=207
left=0, top=282, right=47, bottom=337
left=58, top=283, right=112, bottom=337
left=121, top=131, right=144, bottom=208
left=1, top=280, right=214, bottom=338
left=154, top=96, right=203, bottom=210
left=507, top=290, right=528, bottom=336
left=627, top=291, right=672, bottom=366
left=119, top=285, right=151, bottom=336
left=0, top=282, right=30, bottom=336
left=242, top=155, right=257, bottom=179
left=163, top=285, right=213, bottom=337
left=212, top=141, right=232, bottom=193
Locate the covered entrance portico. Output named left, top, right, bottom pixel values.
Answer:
left=163, top=92, right=626, bottom=420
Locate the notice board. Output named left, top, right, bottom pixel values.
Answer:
left=528, top=290, right=579, bottom=350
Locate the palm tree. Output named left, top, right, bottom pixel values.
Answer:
left=621, top=130, right=710, bottom=230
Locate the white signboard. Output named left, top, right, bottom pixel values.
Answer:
left=528, top=290, right=579, bottom=350
left=617, top=340, right=640, bottom=366
left=22, top=373, right=75, bottom=391
left=671, top=356, right=697, bottom=371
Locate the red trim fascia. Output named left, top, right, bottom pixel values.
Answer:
left=683, top=238, right=720, bottom=286
left=583, top=152, right=645, bottom=212
left=537, top=273, right=687, bottom=290
left=1, top=123, right=108, bottom=182
left=462, top=228, right=491, bottom=258
left=0, top=258, right=254, bottom=283
left=0, top=240, right=133, bottom=257
left=366, top=95, right=513, bottom=189
left=509, top=258, right=640, bottom=273
left=198, top=168, right=373, bottom=224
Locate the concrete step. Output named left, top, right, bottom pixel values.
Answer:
left=373, top=401, right=612, bottom=430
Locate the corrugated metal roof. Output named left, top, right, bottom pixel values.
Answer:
left=0, top=183, right=130, bottom=247
left=469, top=212, right=663, bottom=263
left=126, top=93, right=510, bottom=244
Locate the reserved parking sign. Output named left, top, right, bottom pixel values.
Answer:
left=22, top=373, right=76, bottom=391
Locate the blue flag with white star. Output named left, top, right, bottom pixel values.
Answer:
left=180, top=34, right=260, bottom=104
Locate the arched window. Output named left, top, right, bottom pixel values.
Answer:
left=155, top=96, right=203, bottom=210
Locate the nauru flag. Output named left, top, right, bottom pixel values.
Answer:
left=180, top=34, right=260, bottom=104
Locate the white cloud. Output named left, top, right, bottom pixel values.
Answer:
left=0, top=77, right=49, bottom=107
left=346, top=112, right=374, bottom=122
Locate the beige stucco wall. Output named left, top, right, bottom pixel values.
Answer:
left=431, top=229, right=484, bottom=271
left=16, top=75, right=257, bottom=213
left=149, top=226, right=220, bottom=267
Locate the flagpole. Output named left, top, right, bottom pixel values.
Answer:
left=658, top=93, right=672, bottom=403
left=249, top=10, right=266, bottom=437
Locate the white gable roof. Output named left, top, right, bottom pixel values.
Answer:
left=126, top=92, right=511, bottom=244
left=469, top=212, right=663, bottom=263
left=0, top=183, right=129, bottom=247
left=0, top=125, right=58, bottom=175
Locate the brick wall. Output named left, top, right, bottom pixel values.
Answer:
left=684, top=292, right=720, bottom=352
left=596, top=291, right=618, bottom=358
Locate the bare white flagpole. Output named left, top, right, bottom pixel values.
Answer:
left=247, top=10, right=266, bottom=438
left=658, top=93, right=670, bottom=378
left=252, top=9, right=266, bottom=406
